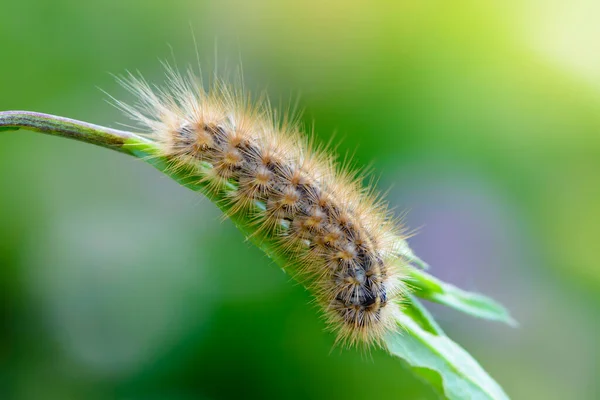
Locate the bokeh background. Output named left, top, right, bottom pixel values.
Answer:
left=1, top=1, right=599, bottom=399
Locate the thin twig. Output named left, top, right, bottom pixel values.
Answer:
left=0, top=111, right=151, bottom=155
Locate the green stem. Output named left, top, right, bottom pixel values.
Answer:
left=0, top=111, right=152, bottom=155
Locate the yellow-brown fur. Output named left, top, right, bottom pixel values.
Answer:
left=115, top=67, right=409, bottom=347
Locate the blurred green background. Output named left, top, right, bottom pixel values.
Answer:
left=1, top=1, right=599, bottom=399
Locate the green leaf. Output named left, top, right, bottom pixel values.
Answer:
left=398, top=240, right=430, bottom=269
left=409, top=268, right=517, bottom=327
left=400, top=293, right=444, bottom=336
left=386, top=296, right=510, bottom=400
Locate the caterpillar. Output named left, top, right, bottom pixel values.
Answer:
left=113, top=67, right=409, bottom=347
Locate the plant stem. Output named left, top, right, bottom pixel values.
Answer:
left=0, top=111, right=152, bottom=155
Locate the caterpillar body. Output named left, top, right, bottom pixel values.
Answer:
left=115, top=68, right=409, bottom=347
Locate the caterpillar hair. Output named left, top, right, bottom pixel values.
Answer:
left=113, top=66, right=410, bottom=348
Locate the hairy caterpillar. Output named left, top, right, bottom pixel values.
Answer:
left=113, top=67, right=409, bottom=347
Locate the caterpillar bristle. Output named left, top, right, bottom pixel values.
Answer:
left=115, top=65, right=409, bottom=348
